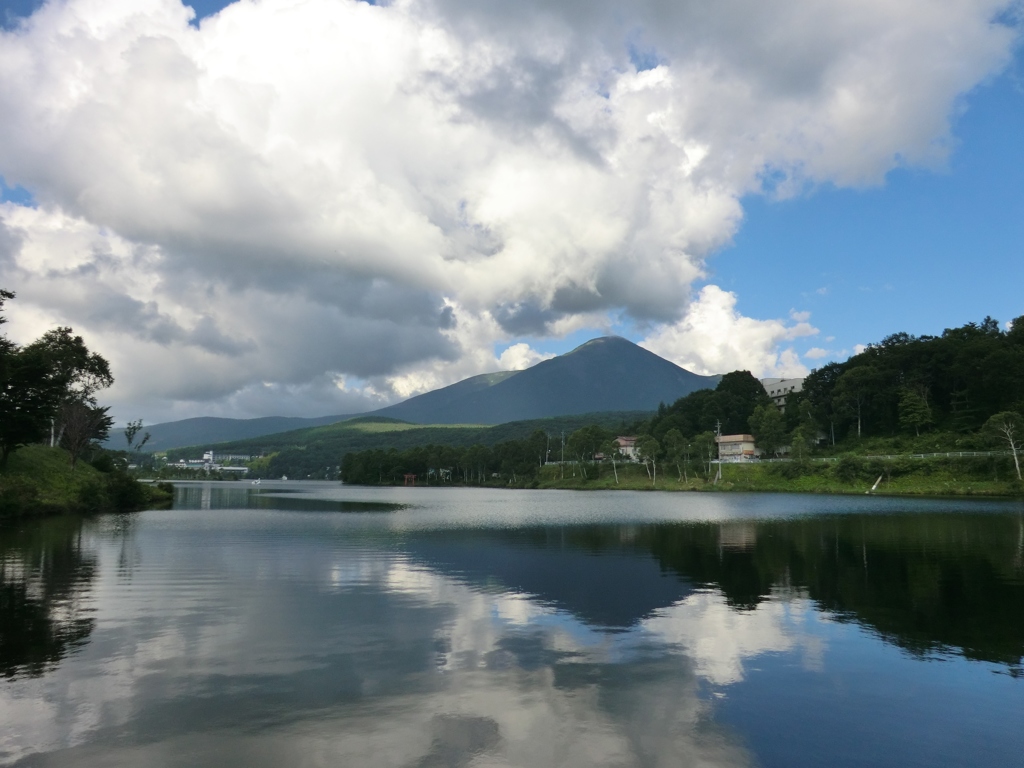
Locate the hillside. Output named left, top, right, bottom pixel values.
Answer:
left=107, top=413, right=354, bottom=453
left=372, top=336, right=718, bottom=424
left=164, top=411, right=652, bottom=479
left=0, top=445, right=171, bottom=516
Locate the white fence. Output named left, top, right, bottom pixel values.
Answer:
left=754, top=450, right=1012, bottom=463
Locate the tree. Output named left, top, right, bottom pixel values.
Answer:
left=601, top=438, right=622, bottom=484
left=1007, top=315, right=1024, bottom=347
left=0, top=288, right=13, bottom=353
left=789, top=425, right=814, bottom=460
left=0, top=344, right=67, bottom=468
left=662, top=429, right=686, bottom=481
left=748, top=404, right=785, bottom=457
left=834, top=366, right=880, bottom=438
left=0, top=296, right=116, bottom=468
left=60, top=402, right=113, bottom=470
left=567, top=425, right=607, bottom=479
left=636, top=435, right=660, bottom=484
left=802, top=362, right=845, bottom=445
left=898, top=387, right=933, bottom=436
left=712, top=371, right=772, bottom=434
left=23, top=327, right=113, bottom=402
left=982, top=412, right=1022, bottom=481
left=692, top=431, right=716, bottom=480
left=24, top=327, right=113, bottom=446
left=125, top=419, right=152, bottom=455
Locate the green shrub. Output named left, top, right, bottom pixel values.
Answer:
left=833, top=456, right=865, bottom=483
left=89, top=453, right=116, bottom=473
left=76, top=479, right=109, bottom=513
left=104, top=471, right=149, bottom=511
left=767, top=461, right=814, bottom=480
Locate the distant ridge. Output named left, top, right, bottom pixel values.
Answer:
left=369, top=336, right=719, bottom=425
left=106, top=413, right=352, bottom=453
left=120, top=337, right=718, bottom=451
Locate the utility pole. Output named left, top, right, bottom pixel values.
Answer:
left=560, top=431, right=565, bottom=479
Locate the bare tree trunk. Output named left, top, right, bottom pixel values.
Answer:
left=611, top=459, right=618, bottom=484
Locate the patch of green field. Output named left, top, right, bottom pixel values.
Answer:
left=329, top=420, right=487, bottom=435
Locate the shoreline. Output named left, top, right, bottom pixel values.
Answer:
left=340, top=460, right=1024, bottom=499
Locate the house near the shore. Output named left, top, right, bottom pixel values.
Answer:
left=615, top=436, right=639, bottom=460
left=716, top=434, right=758, bottom=461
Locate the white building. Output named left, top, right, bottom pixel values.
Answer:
left=615, top=436, right=639, bottom=461
left=760, top=377, right=804, bottom=411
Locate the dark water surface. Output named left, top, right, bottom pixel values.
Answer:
left=2, top=483, right=1023, bottom=767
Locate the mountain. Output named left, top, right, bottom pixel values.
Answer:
left=370, top=336, right=719, bottom=425
left=120, top=337, right=717, bottom=452
left=107, top=414, right=352, bottom=453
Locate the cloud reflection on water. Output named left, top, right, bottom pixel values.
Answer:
left=3, top=490, right=1022, bottom=767
left=0, top=513, right=805, bottom=767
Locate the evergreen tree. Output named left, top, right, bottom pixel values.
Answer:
left=898, top=387, right=933, bottom=436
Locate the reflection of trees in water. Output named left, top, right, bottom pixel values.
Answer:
left=631, top=513, right=1024, bottom=669
left=97, top=512, right=141, bottom=578
left=0, top=516, right=97, bottom=679
left=432, top=512, right=1024, bottom=670
left=172, top=484, right=407, bottom=512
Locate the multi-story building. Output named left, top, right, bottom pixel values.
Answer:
left=760, top=377, right=804, bottom=411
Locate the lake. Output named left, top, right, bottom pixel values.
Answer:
left=2, top=483, right=1023, bottom=767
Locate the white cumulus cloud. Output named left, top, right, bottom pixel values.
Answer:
left=0, top=0, right=1018, bottom=419
left=640, top=285, right=818, bottom=377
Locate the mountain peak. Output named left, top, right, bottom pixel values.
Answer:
left=373, top=336, right=719, bottom=424
left=567, top=335, right=633, bottom=353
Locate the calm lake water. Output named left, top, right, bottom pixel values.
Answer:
left=2, top=483, right=1023, bottom=767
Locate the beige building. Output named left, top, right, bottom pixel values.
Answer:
left=716, top=434, right=757, bottom=461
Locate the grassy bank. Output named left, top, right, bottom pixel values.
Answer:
left=532, top=456, right=1024, bottom=496
left=0, top=445, right=173, bottom=517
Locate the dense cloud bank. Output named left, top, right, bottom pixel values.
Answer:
left=0, top=0, right=1018, bottom=421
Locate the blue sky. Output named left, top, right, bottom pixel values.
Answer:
left=0, top=0, right=1021, bottom=421
left=719, top=49, right=1024, bottom=355
left=526, top=45, right=1024, bottom=362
